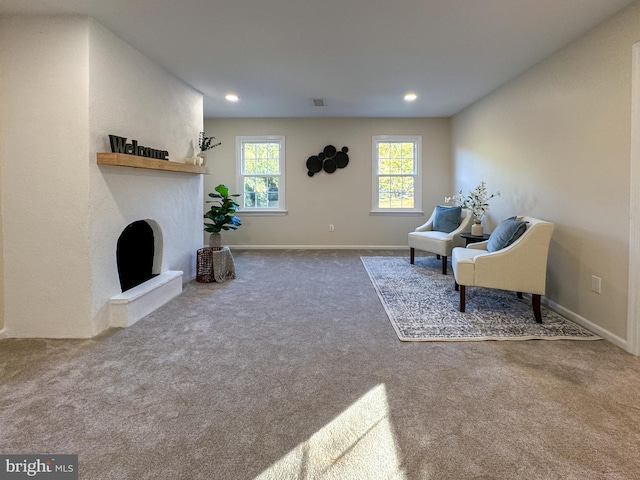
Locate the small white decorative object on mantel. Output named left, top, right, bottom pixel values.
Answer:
left=196, top=131, right=221, bottom=168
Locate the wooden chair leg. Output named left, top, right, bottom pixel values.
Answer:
left=410, top=248, right=415, bottom=264
left=459, top=285, right=466, bottom=312
left=517, top=292, right=523, bottom=299
left=532, top=294, right=542, bottom=323
left=441, top=255, right=448, bottom=274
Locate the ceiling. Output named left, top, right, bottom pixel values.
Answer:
left=1, top=0, right=636, bottom=117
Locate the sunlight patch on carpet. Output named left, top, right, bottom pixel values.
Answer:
left=254, top=384, right=407, bottom=480
left=361, top=256, right=600, bottom=342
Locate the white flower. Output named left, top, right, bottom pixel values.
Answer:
left=445, top=181, right=499, bottom=219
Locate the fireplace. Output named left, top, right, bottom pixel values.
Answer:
left=117, top=220, right=156, bottom=292
left=109, top=218, right=182, bottom=328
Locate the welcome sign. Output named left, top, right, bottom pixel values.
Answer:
left=109, top=135, right=169, bottom=160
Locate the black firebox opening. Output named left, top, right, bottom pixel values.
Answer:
left=117, top=220, right=156, bottom=292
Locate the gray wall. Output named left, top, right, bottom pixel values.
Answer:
left=452, top=2, right=640, bottom=341
left=203, top=117, right=451, bottom=248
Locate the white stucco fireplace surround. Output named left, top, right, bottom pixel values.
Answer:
left=93, top=148, right=204, bottom=334
left=0, top=16, right=204, bottom=338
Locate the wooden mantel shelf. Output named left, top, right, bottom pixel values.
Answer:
left=97, top=152, right=208, bottom=174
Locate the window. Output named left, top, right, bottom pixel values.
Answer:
left=372, top=135, right=422, bottom=213
left=236, top=136, right=286, bottom=213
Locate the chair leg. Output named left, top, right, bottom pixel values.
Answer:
left=459, top=285, right=466, bottom=312
left=454, top=281, right=459, bottom=291
left=532, top=294, right=542, bottom=323
left=517, top=292, right=523, bottom=299
left=410, top=248, right=415, bottom=264
left=441, top=255, right=447, bottom=274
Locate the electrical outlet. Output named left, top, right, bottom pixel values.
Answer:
left=591, top=275, right=602, bottom=294
left=329, top=224, right=335, bottom=232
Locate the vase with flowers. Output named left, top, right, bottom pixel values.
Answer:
left=196, top=132, right=221, bottom=166
left=446, top=181, right=500, bottom=236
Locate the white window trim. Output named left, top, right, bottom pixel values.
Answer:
left=371, top=135, right=422, bottom=214
left=236, top=135, right=287, bottom=214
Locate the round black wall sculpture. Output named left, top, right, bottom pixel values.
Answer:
left=306, top=145, right=349, bottom=177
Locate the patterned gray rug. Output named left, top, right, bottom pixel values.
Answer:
left=361, top=256, right=600, bottom=342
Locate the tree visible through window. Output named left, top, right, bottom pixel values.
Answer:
left=372, top=136, right=421, bottom=212
left=237, top=136, right=285, bottom=211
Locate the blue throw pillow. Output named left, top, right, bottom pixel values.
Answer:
left=433, top=206, right=462, bottom=233
left=487, top=216, right=527, bottom=252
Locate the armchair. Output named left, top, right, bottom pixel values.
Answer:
left=409, top=206, right=474, bottom=274
left=451, top=216, right=554, bottom=322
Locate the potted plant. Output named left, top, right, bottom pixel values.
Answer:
left=197, top=132, right=221, bottom=166
left=446, top=181, right=500, bottom=235
left=204, top=184, right=242, bottom=249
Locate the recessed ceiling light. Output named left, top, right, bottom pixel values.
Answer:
left=404, top=93, right=417, bottom=102
left=225, top=94, right=239, bottom=102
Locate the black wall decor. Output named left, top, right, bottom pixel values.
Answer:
left=306, top=145, right=349, bottom=177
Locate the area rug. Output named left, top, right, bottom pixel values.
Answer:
left=361, top=256, right=600, bottom=342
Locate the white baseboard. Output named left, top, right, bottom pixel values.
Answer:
left=543, top=297, right=627, bottom=350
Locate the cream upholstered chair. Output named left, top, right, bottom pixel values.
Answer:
left=409, top=206, right=474, bottom=274
left=451, top=216, right=554, bottom=323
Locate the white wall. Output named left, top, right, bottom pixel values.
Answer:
left=0, top=15, right=203, bottom=338
left=204, top=118, right=451, bottom=247
left=451, top=3, right=640, bottom=341
left=0, top=52, right=4, bottom=332
left=0, top=147, right=3, bottom=333
left=0, top=16, right=94, bottom=337
left=88, top=19, right=203, bottom=335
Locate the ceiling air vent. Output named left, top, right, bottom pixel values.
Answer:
left=312, top=98, right=326, bottom=107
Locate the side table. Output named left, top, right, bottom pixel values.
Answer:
left=460, top=233, right=490, bottom=247
left=196, top=246, right=236, bottom=283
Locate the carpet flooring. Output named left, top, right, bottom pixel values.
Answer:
left=362, top=255, right=600, bottom=341
left=1, top=250, right=640, bottom=479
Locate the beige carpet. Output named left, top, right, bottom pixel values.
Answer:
left=1, top=250, right=640, bottom=479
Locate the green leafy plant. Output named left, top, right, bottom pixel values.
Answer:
left=204, top=184, right=242, bottom=233
left=198, top=132, right=221, bottom=152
